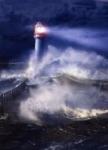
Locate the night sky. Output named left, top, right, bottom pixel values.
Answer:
left=0, top=0, right=108, bottom=61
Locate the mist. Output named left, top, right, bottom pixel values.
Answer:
left=0, top=26, right=108, bottom=125
left=18, top=45, right=108, bottom=125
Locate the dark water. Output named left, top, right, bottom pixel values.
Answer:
left=0, top=75, right=108, bottom=150
left=1, top=119, right=108, bottom=150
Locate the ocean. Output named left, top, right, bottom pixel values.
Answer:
left=0, top=26, right=108, bottom=150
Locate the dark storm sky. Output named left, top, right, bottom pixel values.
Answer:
left=0, top=0, right=107, bottom=25
left=0, top=0, right=107, bottom=61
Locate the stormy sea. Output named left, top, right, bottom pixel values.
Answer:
left=0, top=26, right=108, bottom=150
left=0, top=0, right=108, bottom=150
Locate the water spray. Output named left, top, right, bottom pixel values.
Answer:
left=0, top=25, right=108, bottom=125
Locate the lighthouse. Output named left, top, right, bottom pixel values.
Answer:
left=34, top=22, right=48, bottom=61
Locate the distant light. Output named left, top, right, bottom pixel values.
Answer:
left=34, top=22, right=48, bottom=38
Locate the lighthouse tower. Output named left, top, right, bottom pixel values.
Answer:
left=34, top=22, right=48, bottom=61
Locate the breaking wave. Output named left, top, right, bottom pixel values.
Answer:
left=18, top=46, right=108, bottom=125
left=0, top=45, right=108, bottom=125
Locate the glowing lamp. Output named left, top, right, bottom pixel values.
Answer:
left=34, top=22, right=48, bottom=38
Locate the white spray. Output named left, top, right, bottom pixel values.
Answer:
left=1, top=27, right=108, bottom=125
left=19, top=45, right=108, bottom=125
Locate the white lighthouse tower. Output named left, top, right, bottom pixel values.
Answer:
left=34, top=22, right=48, bottom=61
